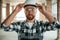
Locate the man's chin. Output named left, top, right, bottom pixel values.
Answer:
left=26, top=16, right=35, bottom=20
left=27, top=17, right=34, bottom=20
left=27, top=18, right=34, bottom=20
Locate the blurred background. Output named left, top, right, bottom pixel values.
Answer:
left=0, top=0, right=60, bottom=40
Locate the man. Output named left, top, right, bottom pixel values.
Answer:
left=1, top=0, right=60, bottom=40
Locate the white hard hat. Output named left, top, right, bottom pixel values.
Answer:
left=24, top=0, right=37, bottom=7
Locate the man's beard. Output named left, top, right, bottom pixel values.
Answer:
left=26, top=15, right=35, bottom=20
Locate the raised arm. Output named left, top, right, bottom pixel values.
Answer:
left=37, top=3, right=54, bottom=22
left=3, top=3, right=24, bottom=26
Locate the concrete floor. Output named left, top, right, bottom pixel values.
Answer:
left=0, top=29, right=57, bottom=40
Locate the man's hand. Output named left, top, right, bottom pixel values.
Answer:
left=36, top=3, right=45, bottom=13
left=14, top=3, right=24, bottom=13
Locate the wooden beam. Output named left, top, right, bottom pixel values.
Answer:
left=0, top=0, right=2, bottom=23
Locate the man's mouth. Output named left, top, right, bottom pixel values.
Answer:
left=27, top=15, right=34, bottom=20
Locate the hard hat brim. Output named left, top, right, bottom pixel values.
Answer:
left=24, top=4, right=37, bottom=8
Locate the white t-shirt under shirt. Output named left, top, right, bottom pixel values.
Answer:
left=27, top=22, right=33, bottom=29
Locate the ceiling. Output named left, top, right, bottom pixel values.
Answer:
left=2, top=0, right=57, bottom=6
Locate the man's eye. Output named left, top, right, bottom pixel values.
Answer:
left=26, top=9, right=28, bottom=11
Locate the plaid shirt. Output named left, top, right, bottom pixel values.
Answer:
left=1, top=20, right=60, bottom=40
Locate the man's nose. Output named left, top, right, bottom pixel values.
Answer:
left=29, top=11, right=33, bottom=14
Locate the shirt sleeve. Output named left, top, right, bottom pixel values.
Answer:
left=1, top=22, right=21, bottom=32
left=40, top=20, right=60, bottom=32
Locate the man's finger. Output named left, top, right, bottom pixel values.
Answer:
left=36, top=3, right=42, bottom=7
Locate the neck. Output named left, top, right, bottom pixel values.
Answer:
left=26, top=19, right=35, bottom=23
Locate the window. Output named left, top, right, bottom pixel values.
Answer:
left=52, top=3, right=57, bottom=19
left=2, top=7, right=6, bottom=22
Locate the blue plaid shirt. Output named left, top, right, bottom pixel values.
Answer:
left=1, top=20, right=60, bottom=40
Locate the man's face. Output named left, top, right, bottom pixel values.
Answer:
left=24, top=6, right=37, bottom=20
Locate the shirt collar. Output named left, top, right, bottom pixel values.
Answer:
left=23, top=19, right=38, bottom=29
